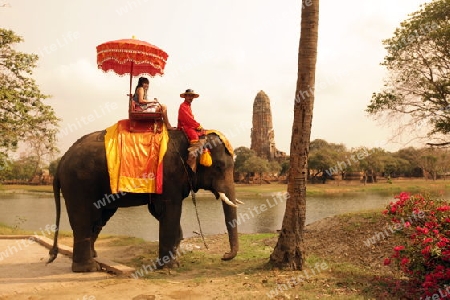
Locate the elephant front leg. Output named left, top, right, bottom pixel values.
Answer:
left=157, top=202, right=183, bottom=269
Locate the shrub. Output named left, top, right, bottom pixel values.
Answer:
left=384, top=192, right=450, bottom=297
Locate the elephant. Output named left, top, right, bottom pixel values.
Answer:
left=47, top=128, right=240, bottom=272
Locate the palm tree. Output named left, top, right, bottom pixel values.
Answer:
left=269, top=0, right=319, bottom=269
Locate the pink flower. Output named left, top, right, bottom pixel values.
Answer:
left=394, top=245, right=405, bottom=251
left=437, top=237, right=449, bottom=248
left=435, top=265, right=445, bottom=272
left=400, top=257, right=410, bottom=266
left=423, top=237, right=433, bottom=244
left=417, top=226, right=429, bottom=234
left=437, top=205, right=450, bottom=211
left=397, top=192, right=410, bottom=201
left=421, top=245, right=431, bottom=255
left=425, top=221, right=438, bottom=229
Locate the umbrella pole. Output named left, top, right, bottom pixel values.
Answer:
left=129, top=61, right=134, bottom=100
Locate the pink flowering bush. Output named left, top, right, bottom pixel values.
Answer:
left=383, top=192, right=450, bottom=297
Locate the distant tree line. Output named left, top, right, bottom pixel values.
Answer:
left=308, top=139, right=450, bottom=183
left=0, top=154, right=60, bottom=183
left=233, top=139, right=450, bottom=184
left=2, top=139, right=448, bottom=184
left=233, top=147, right=287, bottom=184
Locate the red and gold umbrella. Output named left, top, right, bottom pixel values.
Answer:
left=96, top=38, right=169, bottom=96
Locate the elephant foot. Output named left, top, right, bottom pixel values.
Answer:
left=91, top=249, right=98, bottom=258
left=221, top=251, right=237, bottom=261
left=72, top=260, right=101, bottom=272
left=156, top=258, right=180, bottom=269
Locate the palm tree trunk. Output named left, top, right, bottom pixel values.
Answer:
left=269, top=0, right=319, bottom=270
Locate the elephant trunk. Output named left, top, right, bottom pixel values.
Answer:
left=221, top=185, right=239, bottom=260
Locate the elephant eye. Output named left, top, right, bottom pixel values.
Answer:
left=214, top=161, right=225, bottom=172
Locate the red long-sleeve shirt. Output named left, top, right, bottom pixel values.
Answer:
left=177, top=100, right=200, bottom=130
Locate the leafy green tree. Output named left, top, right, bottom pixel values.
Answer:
left=242, top=155, right=269, bottom=185
left=382, top=154, right=410, bottom=178
left=268, top=160, right=281, bottom=175
left=308, top=140, right=335, bottom=172
left=233, top=147, right=256, bottom=173
left=363, top=149, right=410, bottom=182
left=366, top=0, right=450, bottom=141
left=0, top=153, right=13, bottom=180
left=395, top=147, right=423, bottom=177
left=48, top=157, right=61, bottom=177
left=2, top=155, right=40, bottom=181
left=0, top=152, right=8, bottom=171
left=356, top=147, right=387, bottom=184
left=308, top=149, right=335, bottom=178
left=436, top=147, right=450, bottom=179
left=420, top=152, right=439, bottom=180
left=416, top=147, right=450, bottom=180
left=0, top=29, right=59, bottom=156
left=308, top=139, right=348, bottom=182
left=279, top=158, right=290, bottom=176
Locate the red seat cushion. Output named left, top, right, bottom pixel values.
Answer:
left=129, top=100, right=163, bottom=121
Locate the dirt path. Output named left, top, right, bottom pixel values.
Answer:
left=0, top=236, right=205, bottom=300
left=0, top=211, right=405, bottom=300
left=0, top=238, right=238, bottom=300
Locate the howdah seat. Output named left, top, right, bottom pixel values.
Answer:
left=128, top=95, right=164, bottom=133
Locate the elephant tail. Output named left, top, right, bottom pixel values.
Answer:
left=47, top=172, right=61, bottom=265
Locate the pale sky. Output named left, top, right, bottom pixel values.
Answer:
left=1, top=0, right=432, bottom=155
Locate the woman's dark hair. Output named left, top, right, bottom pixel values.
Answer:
left=136, top=77, right=149, bottom=88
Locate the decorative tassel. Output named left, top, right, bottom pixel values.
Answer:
left=200, top=148, right=212, bottom=167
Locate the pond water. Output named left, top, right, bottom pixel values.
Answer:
left=0, top=190, right=400, bottom=242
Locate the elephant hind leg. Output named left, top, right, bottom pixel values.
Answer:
left=67, top=211, right=101, bottom=272
left=72, top=237, right=101, bottom=272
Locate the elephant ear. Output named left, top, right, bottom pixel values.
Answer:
left=205, top=130, right=233, bottom=156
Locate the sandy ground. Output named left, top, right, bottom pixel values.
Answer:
left=0, top=238, right=175, bottom=300
left=0, top=238, right=106, bottom=300
left=0, top=238, right=240, bottom=300
left=0, top=212, right=404, bottom=300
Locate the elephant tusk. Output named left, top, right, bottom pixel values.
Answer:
left=219, top=192, right=238, bottom=208
left=235, top=199, right=244, bottom=205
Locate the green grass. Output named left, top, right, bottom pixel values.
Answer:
left=0, top=184, right=54, bottom=193
left=0, top=222, right=72, bottom=238
left=105, top=235, right=146, bottom=246
left=0, top=221, right=26, bottom=235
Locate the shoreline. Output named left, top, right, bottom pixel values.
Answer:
left=1, top=178, right=449, bottom=197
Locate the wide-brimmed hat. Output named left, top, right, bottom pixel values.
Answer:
left=180, top=89, right=199, bottom=98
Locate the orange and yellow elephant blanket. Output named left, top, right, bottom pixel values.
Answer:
left=104, top=119, right=168, bottom=194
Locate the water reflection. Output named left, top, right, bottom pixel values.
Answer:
left=0, top=191, right=399, bottom=241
